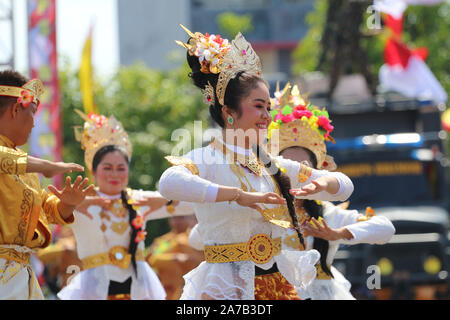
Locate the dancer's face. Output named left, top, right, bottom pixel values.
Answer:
left=8, top=102, right=37, bottom=146
left=224, top=81, right=272, bottom=146
left=93, top=151, right=129, bottom=195
left=280, top=147, right=314, bottom=168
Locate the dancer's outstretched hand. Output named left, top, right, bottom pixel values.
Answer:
left=236, top=190, right=286, bottom=209
left=301, top=217, right=353, bottom=241
left=289, top=179, right=328, bottom=198
left=48, top=176, right=95, bottom=220
left=75, top=196, right=112, bottom=220
left=133, top=194, right=179, bottom=218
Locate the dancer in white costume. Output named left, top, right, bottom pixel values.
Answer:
left=267, top=83, right=395, bottom=299
left=158, top=26, right=354, bottom=300
left=58, top=111, right=193, bottom=300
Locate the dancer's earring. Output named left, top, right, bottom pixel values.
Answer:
left=228, top=116, right=234, bottom=125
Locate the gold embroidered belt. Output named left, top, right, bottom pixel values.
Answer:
left=204, top=234, right=282, bottom=265
left=0, top=246, right=31, bottom=265
left=82, top=246, right=145, bottom=270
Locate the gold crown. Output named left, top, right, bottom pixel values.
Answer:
left=0, top=79, right=45, bottom=106
left=268, top=83, right=336, bottom=171
left=74, top=109, right=132, bottom=172
left=216, top=32, right=262, bottom=106
left=176, top=25, right=262, bottom=106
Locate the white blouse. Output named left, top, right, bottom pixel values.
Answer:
left=57, top=189, right=194, bottom=300
left=158, top=139, right=354, bottom=300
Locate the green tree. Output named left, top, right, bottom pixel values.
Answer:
left=217, top=12, right=254, bottom=39
left=60, top=62, right=208, bottom=244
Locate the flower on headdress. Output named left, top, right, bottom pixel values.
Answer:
left=135, top=230, right=147, bottom=243
left=132, top=216, right=144, bottom=229
left=17, top=90, right=34, bottom=108
left=293, top=109, right=312, bottom=119
left=317, top=116, right=334, bottom=133
left=194, top=33, right=230, bottom=74
left=295, top=104, right=307, bottom=111
left=280, top=114, right=294, bottom=123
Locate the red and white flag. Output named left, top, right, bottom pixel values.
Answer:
left=375, top=0, right=447, bottom=103
left=379, top=39, right=447, bottom=103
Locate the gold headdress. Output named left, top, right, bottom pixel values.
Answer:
left=74, top=109, right=132, bottom=172
left=176, top=24, right=262, bottom=106
left=0, top=79, right=45, bottom=107
left=267, top=83, right=337, bottom=171
left=216, top=32, right=262, bottom=106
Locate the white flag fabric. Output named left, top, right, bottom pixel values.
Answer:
left=374, top=0, right=444, bottom=19
left=379, top=56, right=448, bottom=103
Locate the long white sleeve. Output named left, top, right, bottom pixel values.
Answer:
left=159, top=165, right=217, bottom=203
left=277, top=156, right=354, bottom=202
left=343, top=216, right=396, bottom=245
left=323, top=204, right=396, bottom=246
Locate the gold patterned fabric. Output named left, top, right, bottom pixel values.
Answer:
left=315, top=264, right=333, bottom=280
left=107, top=293, right=131, bottom=300
left=210, top=138, right=264, bottom=176
left=0, top=259, right=44, bottom=300
left=204, top=234, right=281, bottom=264
left=0, top=246, right=31, bottom=265
left=254, top=272, right=301, bottom=300
left=81, top=246, right=145, bottom=270
left=165, top=156, right=200, bottom=176
left=0, top=79, right=44, bottom=106
left=0, top=135, right=74, bottom=253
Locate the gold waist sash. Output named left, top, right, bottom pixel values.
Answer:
left=204, top=234, right=281, bottom=265
left=82, top=246, right=145, bottom=270
left=0, top=246, right=31, bottom=265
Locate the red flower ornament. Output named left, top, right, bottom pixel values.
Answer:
left=135, top=230, right=147, bottom=243
left=131, top=216, right=144, bottom=229
left=17, top=90, right=34, bottom=108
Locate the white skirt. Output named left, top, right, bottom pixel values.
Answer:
left=57, top=261, right=166, bottom=300
left=297, top=266, right=355, bottom=300
left=181, top=249, right=320, bottom=300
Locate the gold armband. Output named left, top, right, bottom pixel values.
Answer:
left=298, top=164, right=312, bottom=183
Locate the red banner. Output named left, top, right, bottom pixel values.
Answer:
left=27, top=0, right=62, bottom=188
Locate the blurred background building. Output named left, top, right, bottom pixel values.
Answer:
left=0, top=0, right=15, bottom=69
left=118, top=0, right=314, bottom=85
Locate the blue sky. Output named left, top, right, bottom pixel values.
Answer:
left=13, top=0, right=119, bottom=77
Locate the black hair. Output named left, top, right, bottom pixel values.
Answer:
left=92, top=145, right=140, bottom=276
left=283, top=146, right=333, bottom=277
left=253, top=145, right=306, bottom=249
left=302, top=199, right=333, bottom=277
left=186, top=47, right=268, bottom=127
left=0, top=70, right=28, bottom=116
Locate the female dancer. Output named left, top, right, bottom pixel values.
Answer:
left=57, top=111, right=193, bottom=300
left=268, top=83, right=395, bottom=299
left=158, top=26, right=355, bottom=300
